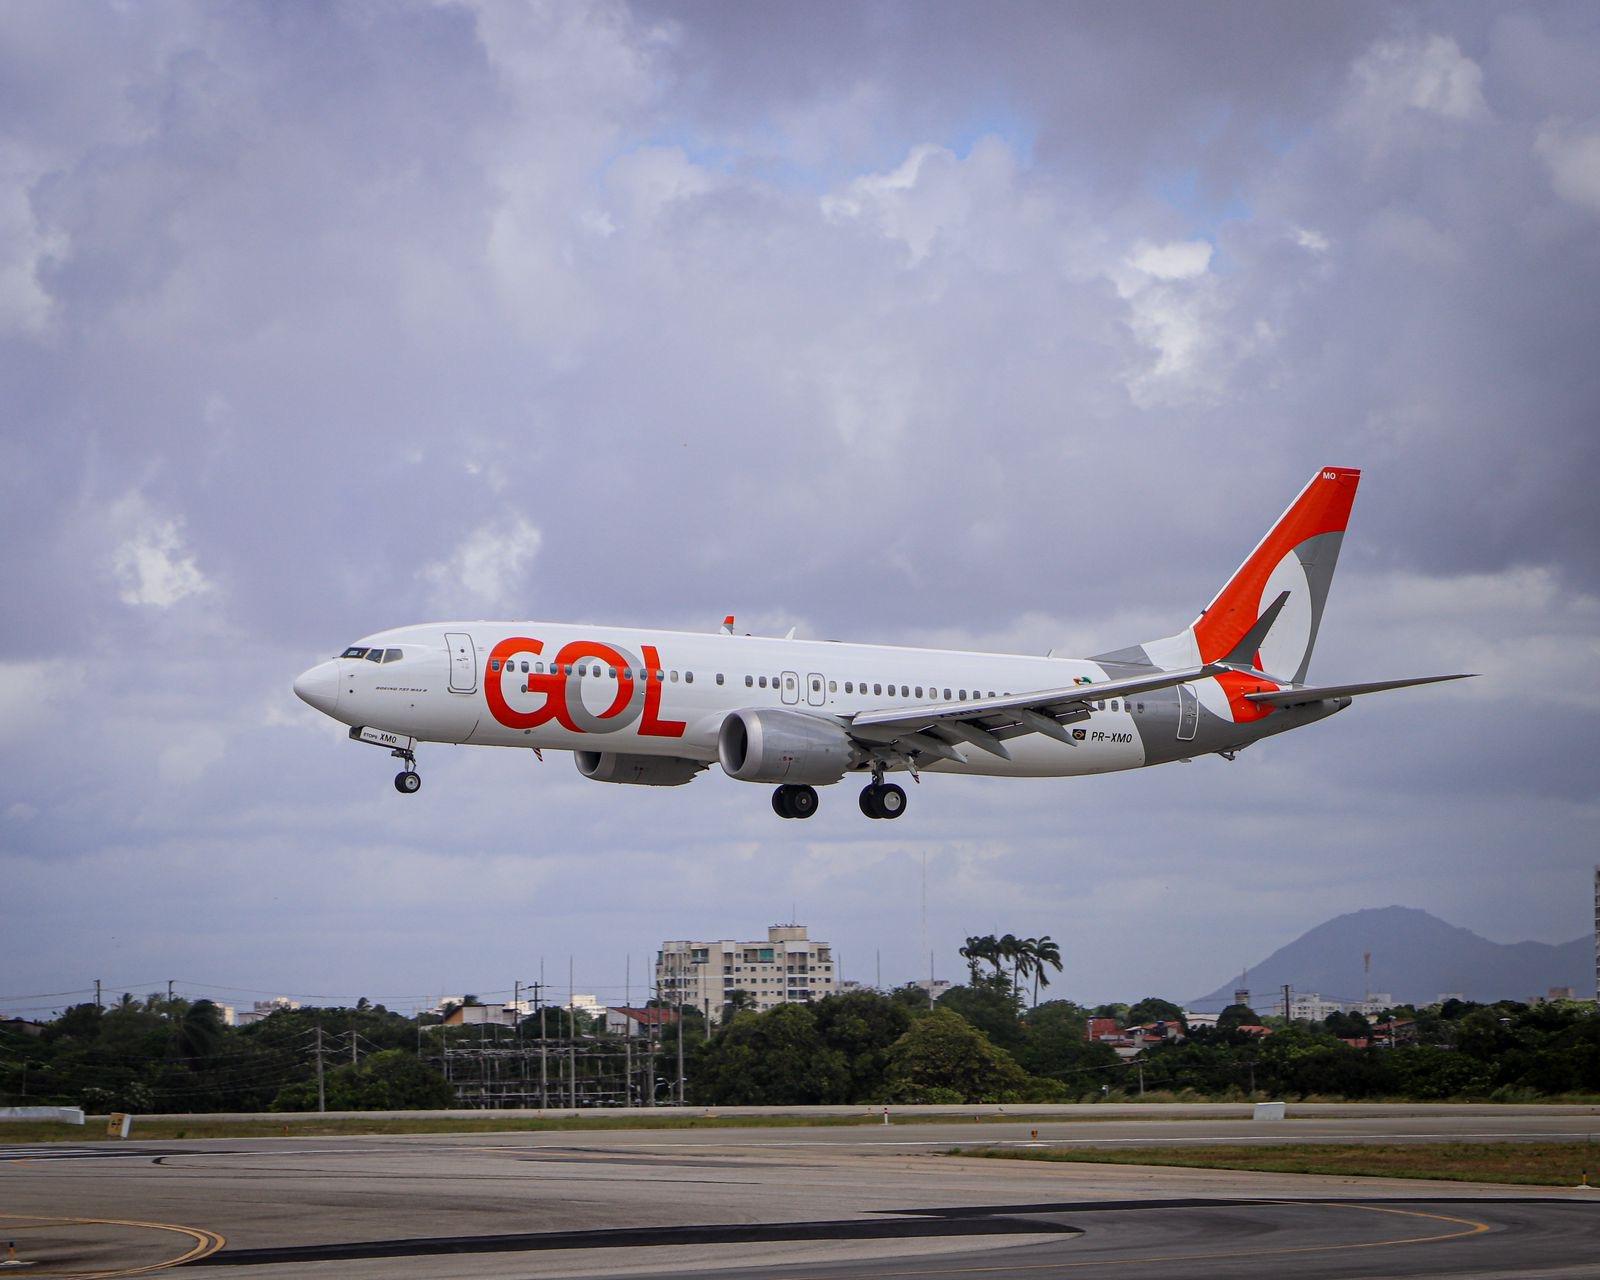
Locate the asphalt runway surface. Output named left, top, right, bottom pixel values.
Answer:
left=4, top=1108, right=1599, bottom=1278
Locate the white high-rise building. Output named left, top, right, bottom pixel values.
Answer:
left=657, top=925, right=836, bottom=1024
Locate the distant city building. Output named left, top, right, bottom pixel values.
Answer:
left=657, top=924, right=836, bottom=1024
left=912, top=978, right=952, bottom=1001
left=217, top=1004, right=236, bottom=1027
left=604, top=1007, right=677, bottom=1036
left=1183, top=1012, right=1220, bottom=1030
left=234, top=997, right=301, bottom=1027
left=441, top=1002, right=516, bottom=1027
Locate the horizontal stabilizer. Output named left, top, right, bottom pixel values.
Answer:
left=1222, top=590, right=1291, bottom=667
left=1245, top=673, right=1476, bottom=707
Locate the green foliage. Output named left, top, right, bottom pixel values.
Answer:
left=272, top=1050, right=452, bottom=1111
left=810, top=990, right=912, bottom=1100
left=1127, top=997, right=1186, bottom=1028
left=1016, top=1001, right=1120, bottom=1089
left=883, top=1009, right=1031, bottom=1102
left=937, top=980, right=1023, bottom=1049
left=691, top=1004, right=848, bottom=1105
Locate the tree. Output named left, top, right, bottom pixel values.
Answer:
left=959, top=935, right=999, bottom=983
left=811, top=990, right=912, bottom=1100
left=884, top=1009, right=1030, bottom=1102
left=1029, top=937, right=1063, bottom=1005
left=937, top=980, right=1023, bottom=1049
left=1217, top=1003, right=1258, bottom=1033
left=692, top=1004, right=847, bottom=1104
left=1127, top=997, right=1186, bottom=1029
left=998, top=934, right=1024, bottom=1000
left=272, top=1049, right=452, bottom=1111
left=172, top=1000, right=226, bottom=1061
left=1017, top=1001, right=1119, bottom=1090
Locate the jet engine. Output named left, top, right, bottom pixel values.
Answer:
left=574, top=751, right=705, bottom=787
left=717, top=709, right=855, bottom=785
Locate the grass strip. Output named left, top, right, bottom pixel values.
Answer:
left=0, top=1110, right=1086, bottom=1144
left=953, top=1141, right=1600, bottom=1187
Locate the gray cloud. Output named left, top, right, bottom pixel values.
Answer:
left=2, top=1, right=1596, bottom=1015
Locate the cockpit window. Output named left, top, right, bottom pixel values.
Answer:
left=364, top=649, right=383, bottom=662
left=340, top=647, right=368, bottom=659
left=383, top=648, right=402, bottom=663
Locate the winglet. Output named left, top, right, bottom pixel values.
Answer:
left=1222, top=590, right=1290, bottom=668
left=720, top=615, right=735, bottom=635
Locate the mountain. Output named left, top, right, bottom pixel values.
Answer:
left=1190, top=906, right=1591, bottom=1011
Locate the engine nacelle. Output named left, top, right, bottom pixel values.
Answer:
left=574, top=751, right=704, bottom=787
left=717, top=709, right=854, bottom=785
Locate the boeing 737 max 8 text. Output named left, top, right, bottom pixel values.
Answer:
left=293, top=467, right=1470, bottom=819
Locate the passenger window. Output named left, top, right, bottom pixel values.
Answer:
left=655, top=669, right=664, bottom=682
left=622, top=668, right=632, bottom=679
left=828, top=681, right=837, bottom=693
left=519, top=660, right=528, bottom=673
left=716, top=673, right=725, bottom=685
left=758, top=676, right=767, bottom=688
left=901, top=685, right=909, bottom=697
left=490, top=659, right=502, bottom=672
left=562, top=664, right=572, bottom=676
left=943, top=688, right=951, bottom=700
left=745, top=675, right=753, bottom=687
left=874, top=683, right=882, bottom=695
left=670, top=670, right=679, bottom=682
left=1095, top=699, right=1104, bottom=710
left=959, top=689, right=968, bottom=700
left=914, top=686, right=923, bottom=698
left=1137, top=702, right=1145, bottom=713
left=608, top=666, right=617, bottom=678
left=685, top=671, right=694, bottom=684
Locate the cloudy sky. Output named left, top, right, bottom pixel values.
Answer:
left=3, top=1, right=1598, bottom=1020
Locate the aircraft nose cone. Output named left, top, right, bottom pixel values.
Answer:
left=294, top=660, right=341, bottom=715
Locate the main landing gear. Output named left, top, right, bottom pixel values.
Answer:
left=393, top=746, right=421, bottom=794
left=772, top=784, right=818, bottom=819
left=858, top=782, right=906, bottom=820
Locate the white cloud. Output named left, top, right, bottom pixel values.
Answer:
left=1293, top=226, right=1330, bottom=252
left=107, top=494, right=211, bottom=607
left=419, top=515, right=542, bottom=613
left=1126, top=239, right=1213, bottom=281
left=1347, top=34, right=1488, bottom=127
left=0, top=144, right=67, bottom=336
left=1536, top=119, right=1600, bottom=213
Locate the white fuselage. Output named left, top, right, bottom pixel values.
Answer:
left=297, top=621, right=1158, bottom=778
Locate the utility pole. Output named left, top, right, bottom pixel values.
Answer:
left=167, top=979, right=175, bottom=1007
left=538, top=991, right=548, bottom=1110
left=1136, top=1061, right=1145, bottom=1096
left=1282, top=983, right=1293, bottom=1022
left=314, top=1026, right=326, bottom=1113
left=921, top=853, right=931, bottom=1010
left=94, top=978, right=101, bottom=1010
left=624, top=956, right=632, bottom=1107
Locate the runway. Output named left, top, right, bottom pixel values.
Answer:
left=3, top=1108, right=1598, bottom=1278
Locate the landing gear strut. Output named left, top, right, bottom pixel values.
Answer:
left=772, top=784, right=819, bottom=819
left=859, top=781, right=906, bottom=820
left=392, top=746, right=420, bottom=794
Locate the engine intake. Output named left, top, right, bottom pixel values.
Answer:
left=717, top=709, right=854, bottom=785
left=574, top=751, right=704, bottom=787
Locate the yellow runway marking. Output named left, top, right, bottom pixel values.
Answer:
left=0, top=1212, right=225, bottom=1278
left=781, top=1198, right=1492, bottom=1277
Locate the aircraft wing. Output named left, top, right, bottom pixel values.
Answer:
left=845, top=663, right=1225, bottom=762
left=1244, top=673, right=1475, bottom=708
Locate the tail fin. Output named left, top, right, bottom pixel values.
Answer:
left=1192, top=467, right=1360, bottom=682
left=1097, top=467, right=1359, bottom=683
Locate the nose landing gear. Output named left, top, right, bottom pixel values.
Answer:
left=392, top=745, right=420, bottom=794
left=772, top=784, right=819, bottom=819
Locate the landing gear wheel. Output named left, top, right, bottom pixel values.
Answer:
left=787, top=785, right=818, bottom=819
left=876, top=783, right=906, bottom=819
left=772, top=787, right=794, bottom=818
left=394, top=770, right=421, bottom=794
left=859, top=785, right=884, bottom=819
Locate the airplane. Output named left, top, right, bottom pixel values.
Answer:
left=293, top=467, right=1470, bottom=820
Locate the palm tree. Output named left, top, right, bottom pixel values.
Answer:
left=959, top=935, right=995, bottom=982
left=998, top=934, right=1023, bottom=1000
left=1030, top=936, right=1063, bottom=1005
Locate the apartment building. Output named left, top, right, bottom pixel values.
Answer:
left=657, top=924, right=837, bottom=1023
